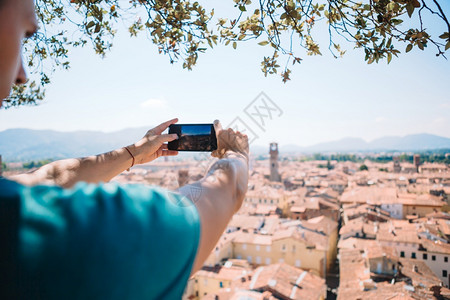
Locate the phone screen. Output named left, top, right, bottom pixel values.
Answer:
left=168, top=124, right=217, bottom=152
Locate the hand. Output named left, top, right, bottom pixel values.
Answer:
left=210, top=120, right=249, bottom=212
left=211, top=120, right=249, bottom=160
left=132, top=118, right=179, bottom=164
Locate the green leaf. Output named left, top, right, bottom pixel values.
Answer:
left=239, top=5, right=246, bottom=12
left=232, top=41, right=237, bottom=49
left=94, top=24, right=100, bottom=33
left=439, top=32, right=449, bottom=40
left=406, top=3, right=414, bottom=18
left=417, top=42, right=424, bottom=50
left=406, top=44, right=413, bottom=53
left=446, top=41, right=450, bottom=51
left=387, top=52, right=392, bottom=64
left=86, top=21, right=95, bottom=29
left=258, top=41, right=269, bottom=46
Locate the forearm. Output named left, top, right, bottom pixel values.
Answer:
left=179, top=153, right=248, bottom=275
left=12, top=145, right=136, bottom=188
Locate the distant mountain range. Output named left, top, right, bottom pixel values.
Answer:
left=1, top=128, right=449, bottom=161
left=251, top=133, right=450, bottom=154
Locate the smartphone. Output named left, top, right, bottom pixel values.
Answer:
left=168, top=124, right=217, bottom=152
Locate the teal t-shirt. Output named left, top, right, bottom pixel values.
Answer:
left=0, top=178, right=200, bottom=299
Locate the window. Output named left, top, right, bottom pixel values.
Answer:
left=432, top=255, right=436, bottom=261
left=256, top=256, right=262, bottom=264
left=243, top=244, right=247, bottom=250
left=281, top=244, right=286, bottom=252
left=411, top=252, right=416, bottom=259
left=279, top=258, right=284, bottom=263
left=445, top=256, right=448, bottom=263
left=219, top=281, right=223, bottom=288
left=423, top=253, right=428, bottom=260
left=256, top=245, right=260, bottom=251
left=270, top=199, right=273, bottom=204
left=400, top=251, right=405, bottom=258
left=266, top=245, right=271, bottom=252
left=295, top=260, right=301, bottom=267
left=265, top=257, right=271, bottom=265
left=443, top=270, right=448, bottom=278
left=247, top=256, right=252, bottom=263
left=292, top=245, right=296, bottom=253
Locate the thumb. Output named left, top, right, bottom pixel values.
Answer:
left=158, top=133, right=179, bottom=143
left=213, top=119, right=223, bottom=134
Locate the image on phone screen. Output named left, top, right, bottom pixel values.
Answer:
left=168, top=124, right=217, bottom=152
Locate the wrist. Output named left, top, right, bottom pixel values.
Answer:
left=213, top=156, right=248, bottom=213
left=224, top=150, right=248, bottom=165
left=123, top=146, right=136, bottom=171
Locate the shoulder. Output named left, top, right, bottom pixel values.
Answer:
left=9, top=180, right=200, bottom=299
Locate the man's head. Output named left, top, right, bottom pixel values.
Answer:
left=0, top=0, right=38, bottom=103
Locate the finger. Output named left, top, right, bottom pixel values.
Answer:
left=157, top=133, right=179, bottom=143
left=213, top=119, right=222, bottom=134
left=161, top=144, right=168, bottom=150
left=162, top=150, right=178, bottom=156
left=152, top=118, right=179, bottom=135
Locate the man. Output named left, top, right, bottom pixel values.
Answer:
left=0, top=0, right=249, bottom=299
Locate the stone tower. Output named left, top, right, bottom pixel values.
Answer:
left=269, top=143, right=281, bottom=182
left=393, top=156, right=401, bottom=173
left=413, top=154, right=420, bottom=173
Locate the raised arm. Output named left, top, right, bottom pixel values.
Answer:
left=11, top=119, right=180, bottom=188
left=177, top=122, right=249, bottom=275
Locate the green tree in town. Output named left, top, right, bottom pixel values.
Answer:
left=3, top=0, right=449, bottom=108
left=359, top=164, right=368, bottom=171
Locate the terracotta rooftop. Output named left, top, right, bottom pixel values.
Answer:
left=377, top=221, right=422, bottom=244
left=229, top=215, right=264, bottom=231
left=398, top=258, right=443, bottom=289
left=341, top=186, right=397, bottom=205
left=249, top=263, right=326, bottom=300
left=337, top=237, right=378, bottom=250
left=196, top=264, right=251, bottom=281
left=233, top=232, right=272, bottom=245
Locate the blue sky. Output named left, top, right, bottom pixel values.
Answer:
left=1, top=2, right=449, bottom=147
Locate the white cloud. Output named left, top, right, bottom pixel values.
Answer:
left=375, top=116, right=386, bottom=123
left=140, top=98, right=167, bottom=109
left=431, top=117, right=446, bottom=125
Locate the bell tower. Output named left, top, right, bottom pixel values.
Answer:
left=269, top=143, right=281, bottom=182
